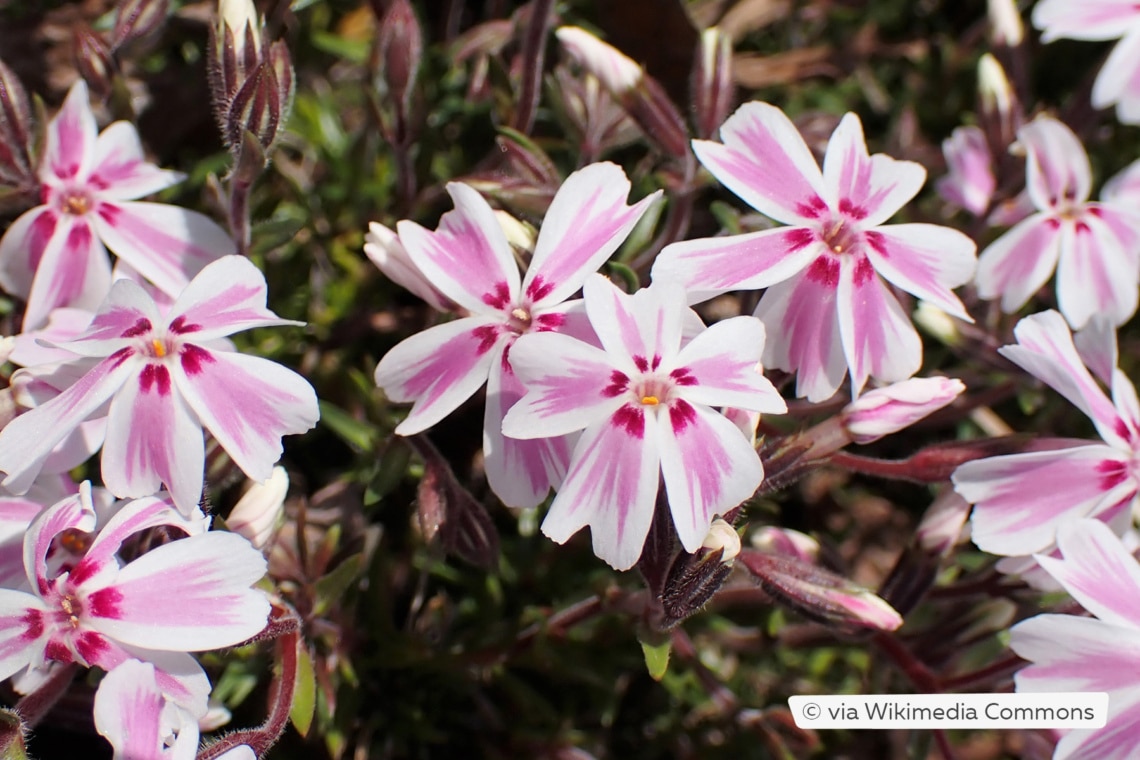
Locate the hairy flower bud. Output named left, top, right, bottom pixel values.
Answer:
left=111, top=0, right=170, bottom=50
left=841, top=377, right=965, bottom=444
left=75, top=25, right=116, bottom=99
left=220, top=0, right=261, bottom=58
left=692, top=27, right=733, bottom=140
left=750, top=526, right=820, bottom=563
left=0, top=59, right=34, bottom=191
left=739, top=550, right=903, bottom=632
left=555, top=26, right=689, bottom=158
left=376, top=0, right=422, bottom=116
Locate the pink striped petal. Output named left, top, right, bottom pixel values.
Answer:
left=836, top=258, right=922, bottom=396
left=94, top=659, right=197, bottom=760
left=542, top=412, right=661, bottom=571
left=164, top=255, right=297, bottom=341
left=936, top=125, right=994, bottom=215
left=658, top=402, right=764, bottom=553
left=693, top=102, right=829, bottom=225
left=953, top=444, right=1132, bottom=555
left=524, top=162, right=660, bottom=307
left=77, top=494, right=195, bottom=593
left=0, top=355, right=137, bottom=495
left=91, top=201, right=234, bottom=298
left=23, top=217, right=112, bottom=331
left=1092, top=27, right=1140, bottom=120
left=0, top=206, right=59, bottom=299
left=1053, top=695, right=1140, bottom=760
left=1091, top=203, right=1140, bottom=262
left=61, top=276, right=161, bottom=356
left=364, top=222, right=453, bottom=312
left=822, top=113, right=926, bottom=226
left=1039, top=519, right=1140, bottom=629
left=1020, top=117, right=1091, bottom=208
left=396, top=182, right=520, bottom=314
left=112, top=646, right=210, bottom=718
left=89, top=122, right=185, bottom=201
left=41, top=81, right=97, bottom=183
left=1056, top=212, right=1139, bottom=328
left=375, top=315, right=504, bottom=435
left=862, top=224, right=976, bottom=320
left=753, top=269, right=846, bottom=402
left=85, top=531, right=269, bottom=651
left=1033, top=0, right=1140, bottom=41
left=652, top=226, right=820, bottom=303
left=975, top=214, right=1061, bottom=313
left=25, top=484, right=97, bottom=594
left=10, top=308, right=95, bottom=366
left=1112, top=370, right=1140, bottom=440
left=101, top=365, right=204, bottom=513
left=501, top=331, right=622, bottom=439
left=673, top=316, right=786, bottom=413
left=582, top=274, right=683, bottom=371
left=1000, top=310, right=1126, bottom=447
left=484, top=357, right=572, bottom=508
left=1074, top=317, right=1119, bottom=386
left=0, top=495, right=44, bottom=588
left=172, top=350, right=318, bottom=484
left=1013, top=614, right=1140, bottom=697
left=0, top=591, right=52, bottom=682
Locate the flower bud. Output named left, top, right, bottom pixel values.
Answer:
left=749, top=526, right=820, bottom=563
left=111, top=0, right=170, bottom=51
left=219, top=0, right=261, bottom=58
left=75, top=25, right=117, bottom=100
left=691, top=27, right=733, bottom=140
left=723, top=407, right=759, bottom=446
left=555, top=26, right=689, bottom=158
left=913, top=302, right=961, bottom=346
left=987, top=0, right=1023, bottom=47
left=225, top=62, right=280, bottom=156
left=227, top=466, right=288, bottom=550
left=738, top=550, right=903, bottom=632
left=0, top=59, right=34, bottom=190
left=978, top=53, right=1019, bottom=149
left=936, top=126, right=994, bottom=216
left=841, top=377, right=965, bottom=444
left=915, top=490, right=970, bottom=558
left=376, top=0, right=422, bottom=116
left=364, top=222, right=454, bottom=312
left=0, top=708, right=27, bottom=760
left=701, top=517, right=741, bottom=562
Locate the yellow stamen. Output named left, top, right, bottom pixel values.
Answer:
left=641, top=395, right=659, bottom=405
left=152, top=339, right=166, bottom=357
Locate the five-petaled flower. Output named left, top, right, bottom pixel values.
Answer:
left=953, top=311, right=1140, bottom=557
left=0, top=256, right=320, bottom=515
left=501, top=275, right=787, bottom=571
left=1033, top=0, right=1140, bottom=124
left=652, top=102, right=977, bottom=402
left=975, top=115, right=1140, bottom=328
left=0, top=81, right=234, bottom=331
left=374, top=162, right=660, bottom=508
left=0, top=483, right=269, bottom=714
left=1011, top=519, right=1140, bottom=760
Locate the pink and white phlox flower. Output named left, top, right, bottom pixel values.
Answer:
left=841, top=376, right=965, bottom=444
left=652, top=102, right=977, bottom=401
left=953, top=311, right=1140, bottom=557
left=1033, top=0, right=1140, bottom=124
left=1011, top=519, right=1140, bottom=760
left=936, top=125, right=995, bottom=216
left=0, top=81, right=233, bottom=330
left=94, top=658, right=257, bottom=760
left=0, top=256, right=320, bottom=515
left=0, top=483, right=269, bottom=713
left=501, top=275, right=787, bottom=570
left=975, top=115, right=1140, bottom=328
left=374, top=162, right=660, bottom=508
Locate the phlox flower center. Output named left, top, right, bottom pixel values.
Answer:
left=819, top=216, right=862, bottom=255
left=507, top=306, right=533, bottom=334
left=47, top=185, right=94, bottom=216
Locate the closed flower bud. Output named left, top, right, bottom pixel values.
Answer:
left=700, top=517, right=741, bottom=562
left=0, top=59, right=34, bottom=189
left=219, top=0, right=261, bottom=58
left=987, top=0, right=1024, bottom=47
left=377, top=0, right=422, bottom=115
left=111, top=0, right=170, bottom=51
left=227, top=466, right=288, bottom=550
left=841, top=377, right=965, bottom=444
left=692, top=26, right=733, bottom=140
left=556, top=26, right=642, bottom=97
left=75, top=25, right=116, bottom=99
left=978, top=53, right=1019, bottom=148
left=739, top=550, right=903, bottom=632
left=915, top=490, right=970, bottom=557
left=749, top=526, right=820, bottom=563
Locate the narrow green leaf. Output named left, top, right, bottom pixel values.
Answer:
left=313, top=553, right=365, bottom=617
left=290, top=646, right=317, bottom=737
left=318, top=400, right=375, bottom=452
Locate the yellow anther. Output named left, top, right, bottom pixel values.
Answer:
left=641, top=395, right=659, bottom=405
left=152, top=339, right=167, bottom=357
